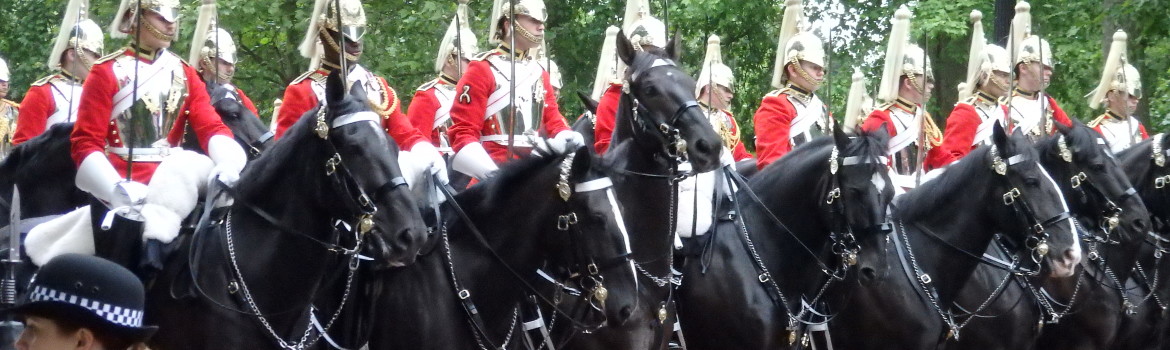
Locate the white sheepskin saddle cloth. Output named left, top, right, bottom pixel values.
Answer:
left=25, top=151, right=214, bottom=266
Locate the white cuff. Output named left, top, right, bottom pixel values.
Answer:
left=452, top=143, right=499, bottom=180
left=76, top=152, right=123, bottom=203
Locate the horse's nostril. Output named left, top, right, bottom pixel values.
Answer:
left=1132, top=219, right=1148, bottom=232
left=1064, top=249, right=1080, bottom=262
left=620, top=305, right=633, bottom=320
left=861, top=267, right=877, bottom=282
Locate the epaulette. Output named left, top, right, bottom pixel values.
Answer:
left=471, top=50, right=498, bottom=62
left=95, top=49, right=126, bottom=64
left=764, top=90, right=782, bottom=98
left=31, top=74, right=59, bottom=87
left=959, top=95, right=979, bottom=106
left=2, top=100, right=19, bottom=109
left=290, top=70, right=326, bottom=85
left=1087, top=115, right=1108, bottom=128
left=875, top=101, right=895, bottom=111
left=416, top=79, right=439, bottom=92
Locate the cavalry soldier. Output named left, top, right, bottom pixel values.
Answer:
left=592, top=0, right=667, bottom=155
left=8, top=254, right=156, bottom=350
left=696, top=35, right=752, bottom=162
left=188, top=0, right=259, bottom=117
left=278, top=0, right=447, bottom=184
left=0, top=57, right=19, bottom=153
left=13, top=0, right=103, bottom=146
left=70, top=0, right=247, bottom=274
left=925, top=11, right=1012, bottom=170
left=752, top=0, right=830, bottom=169
left=1086, top=30, right=1147, bottom=153
left=446, top=0, right=581, bottom=180
left=861, top=6, right=940, bottom=190
left=407, top=0, right=478, bottom=153
left=1006, top=1, right=1071, bottom=139
left=841, top=68, right=874, bottom=134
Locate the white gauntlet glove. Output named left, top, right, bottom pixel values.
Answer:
left=208, top=135, right=247, bottom=188
left=533, top=130, right=585, bottom=157
left=451, top=142, right=499, bottom=180
left=411, top=142, right=449, bottom=185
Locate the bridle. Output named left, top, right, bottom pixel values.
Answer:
left=623, top=54, right=701, bottom=166
left=208, top=86, right=275, bottom=160
left=435, top=152, right=633, bottom=349
left=1054, top=135, right=1135, bottom=251
left=185, top=107, right=411, bottom=350
left=721, top=143, right=889, bottom=345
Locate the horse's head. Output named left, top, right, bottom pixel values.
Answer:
left=615, top=30, right=722, bottom=172
left=207, top=83, right=273, bottom=160
left=537, top=147, right=638, bottom=328
left=1118, top=133, right=1170, bottom=224
left=830, top=124, right=894, bottom=238
left=989, top=123, right=1081, bottom=277
left=317, top=71, right=428, bottom=267
left=1045, top=121, right=1148, bottom=249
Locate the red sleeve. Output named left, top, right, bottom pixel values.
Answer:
left=406, top=88, right=441, bottom=144
left=70, top=62, right=118, bottom=166
left=236, top=87, right=260, bottom=118
left=13, top=84, right=55, bottom=145
left=752, top=94, right=796, bottom=169
left=1048, top=96, right=1072, bottom=128
left=732, top=142, right=753, bottom=161
left=1140, top=123, right=1150, bottom=139
left=375, top=77, right=426, bottom=149
left=274, top=80, right=317, bottom=139
left=925, top=104, right=981, bottom=171
left=593, top=84, right=622, bottom=154
left=174, top=64, right=233, bottom=152
left=448, top=60, right=495, bottom=153
left=861, top=109, right=896, bottom=137
left=539, top=70, right=569, bottom=136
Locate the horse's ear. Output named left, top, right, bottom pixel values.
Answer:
left=570, top=146, right=592, bottom=179
left=992, top=120, right=1009, bottom=150
left=577, top=91, right=599, bottom=115
left=832, top=122, right=850, bottom=149
left=325, top=70, right=347, bottom=105
left=616, top=29, right=636, bottom=66
left=1055, top=118, right=1073, bottom=135
left=665, top=31, right=682, bottom=61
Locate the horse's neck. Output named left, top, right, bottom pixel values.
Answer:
left=898, top=191, right=996, bottom=305
left=745, top=171, right=834, bottom=293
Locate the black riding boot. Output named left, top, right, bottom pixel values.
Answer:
left=89, top=198, right=147, bottom=280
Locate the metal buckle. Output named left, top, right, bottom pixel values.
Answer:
left=587, top=263, right=599, bottom=276
left=826, top=188, right=842, bottom=204
left=1003, top=188, right=1021, bottom=205
left=758, top=273, right=770, bottom=283
left=557, top=213, right=578, bottom=231
left=458, top=289, right=471, bottom=300
left=1157, top=176, right=1170, bottom=189
left=919, top=274, right=932, bottom=284
left=1070, top=172, right=1087, bottom=188
left=325, top=153, right=341, bottom=176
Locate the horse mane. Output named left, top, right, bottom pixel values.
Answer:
left=750, top=129, right=888, bottom=189
left=237, top=108, right=319, bottom=193
left=457, top=155, right=561, bottom=210
left=894, top=146, right=995, bottom=221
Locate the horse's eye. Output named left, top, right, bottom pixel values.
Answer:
left=643, top=86, right=660, bottom=97
left=1091, top=163, right=1106, bottom=172
left=1024, top=177, right=1041, bottom=187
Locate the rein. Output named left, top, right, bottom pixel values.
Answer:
left=433, top=155, right=630, bottom=349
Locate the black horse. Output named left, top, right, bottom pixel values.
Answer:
left=829, top=124, right=1082, bottom=349
left=1113, top=133, right=1170, bottom=350
left=145, top=72, right=428, bottom=349
left=552, top=30, right=725, bottom=350
left=676, top=126, right=893, bottom=350
left=572, top=91, right=600, bottom=154
left=368, top=147, right=639, bottom=349
left=948, top=121, right=1149, bottom=349
left=196, top=82, right=276, bottom=160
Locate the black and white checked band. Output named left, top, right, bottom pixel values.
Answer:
left=27, top=286, right=145, bottom=328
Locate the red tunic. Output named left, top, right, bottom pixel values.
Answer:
left=592, top=83, right=623, bottom=155
left=13, top=82, right=57, bottom=145
left=274, top=68, right=425, bottom=149
left=447, top=50, right=570, bottom=163
left=406, top=77, right=454, bottom=145
left=924, top=101, right=1009, bottom=170
left=69, top=48, right=233, bottom=183
left=752, top=92, right=802, bottom=169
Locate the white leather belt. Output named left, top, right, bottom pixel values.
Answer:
left=480, top=135, right=535, bottom=148
left=106, top=147, right=182, bottom=162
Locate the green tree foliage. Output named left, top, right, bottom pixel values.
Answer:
left=1, top=0, right=1166, bottom=150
